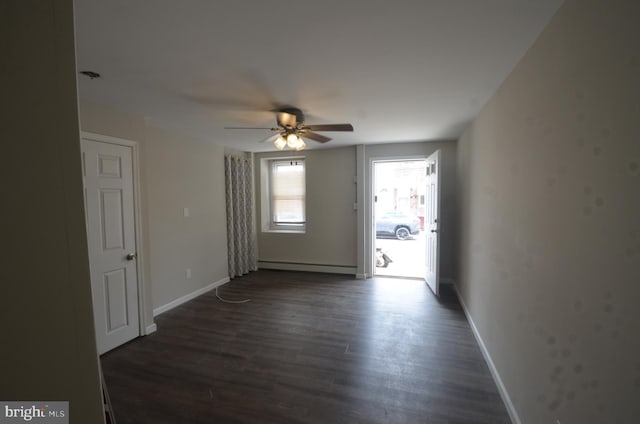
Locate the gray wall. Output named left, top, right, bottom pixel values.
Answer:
left=456, top=0, right=640, bottom=422
left=0, top=1, right=105, bottom=422
left=254, top=141, right=458, bottom=280
left=79, top=101, right=229, bottom=317
left=255, top=147, right=358, bottom=268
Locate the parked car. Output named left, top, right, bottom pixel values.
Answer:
left=375, top=211, right=421, bottom=240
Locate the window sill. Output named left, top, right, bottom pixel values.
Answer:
left=263, top=228, right=306, bottom=234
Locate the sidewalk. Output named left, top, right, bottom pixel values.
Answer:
left=375, top=231, right=426, bottom=279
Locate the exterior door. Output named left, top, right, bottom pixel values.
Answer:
left=425, top=150, right=441, bottom=295
left=82, top=138, right=140, bottom=354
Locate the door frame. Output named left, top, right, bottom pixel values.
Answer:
left=366, top=155, right=428, bottom=278
left=81, top=131, right=154, bottom=338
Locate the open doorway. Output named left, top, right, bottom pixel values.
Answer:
left=373, top=159, right=427, bottom=279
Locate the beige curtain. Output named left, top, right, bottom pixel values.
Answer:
left=224, top=155, right=257, bottom=278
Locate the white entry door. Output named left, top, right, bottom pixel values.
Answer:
left=82, top=138, right=140, bottom=354
left=425, top=150, right=441, bottom=295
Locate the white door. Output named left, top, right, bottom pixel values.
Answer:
left=82, top=138, right=139, bottom=354
left=425, top=150, right=441, bottom=295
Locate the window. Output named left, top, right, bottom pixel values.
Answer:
left=261, top=158, right=306, bottom=232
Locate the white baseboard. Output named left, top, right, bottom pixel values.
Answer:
left=258, top=261, right=357, bottom=275
left=453, top=284, right=520, bottom=424
left=153, top=276, right=230, bottom=317
left=145, top=323, right=157, bottom=335
left=355, top=273, right=367, bottom=280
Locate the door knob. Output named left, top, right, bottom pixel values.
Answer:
left=430, top=229, right=438, bottom=233
left=126, top=253, right=137, bottom=261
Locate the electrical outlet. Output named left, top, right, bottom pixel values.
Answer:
left=183, top=207, right=190, bottom=218
left=185, top=268, right=191, bottom=279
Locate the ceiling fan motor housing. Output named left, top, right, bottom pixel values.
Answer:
left=277, top=106, right=305, bottom=127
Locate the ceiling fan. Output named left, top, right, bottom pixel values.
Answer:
left=225, top=106, right=353, bottom=151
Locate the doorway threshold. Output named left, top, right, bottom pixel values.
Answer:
left=374, top=274, right=424, bottom=281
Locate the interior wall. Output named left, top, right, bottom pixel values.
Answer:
left=456, top=0, right=640, bottom=422
left=0, top=1, right=105, bottom=422
left=254, top=141, right=457, bottom=279
left=79, top=101, right=229, bottom=316
left=143, top=125, right=228, bottom=309
left=365, top=141, right=458, bottom=280
left=254, top=147, right=358, bottom=269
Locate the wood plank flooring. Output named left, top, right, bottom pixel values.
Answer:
left=101, top=270, right=511, bottom=423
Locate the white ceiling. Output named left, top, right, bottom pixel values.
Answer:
left=74, top=0, right=563, bottom=152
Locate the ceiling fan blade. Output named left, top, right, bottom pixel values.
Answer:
left=277, top=112, right=297, bottom=128
left=300, top=130, right=331, bottom=143
left=302, top=123, right=353, bottom=132
left=224, top=126, right=277, bottom=130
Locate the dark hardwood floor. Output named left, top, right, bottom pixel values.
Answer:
left=101, top=270, right=511, bottom=423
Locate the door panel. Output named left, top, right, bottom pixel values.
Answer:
left=425, top=150, right=441, bottom=295
left=103, top=268, right=129, bottom=332
left=82, top=139, right=139, bottom=354
left=100, top=189, right=125, bottom=250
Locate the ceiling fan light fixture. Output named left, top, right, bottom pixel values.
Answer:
left=274, top=135, right=287, bottom=150
left=225, top=105, right=351, bottom=151
left=286, top=133, right=300, bottom=148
